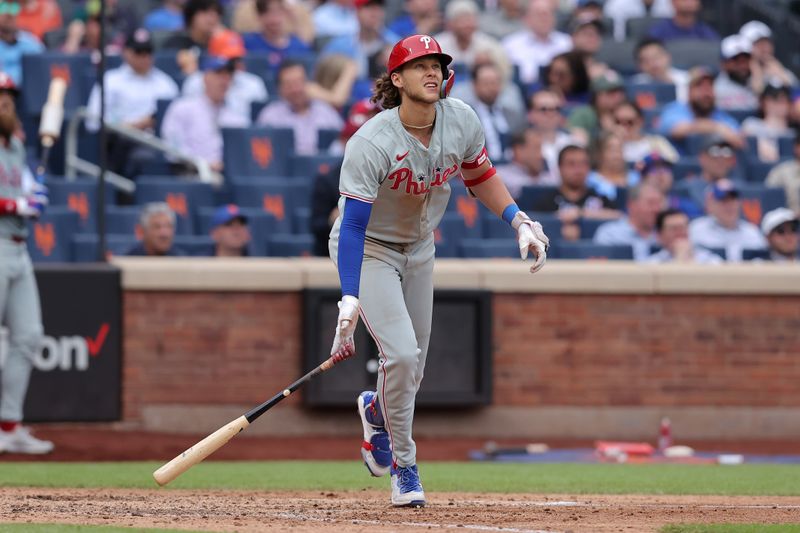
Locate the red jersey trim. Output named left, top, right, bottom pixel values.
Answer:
left=462, top=166, right=496, bottom=187
left=341, top=192, right=375, bottom=204
left=461, top=147, right=490, bottom=169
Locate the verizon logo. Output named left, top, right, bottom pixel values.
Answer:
left=0, top=323, right=109, bottom=372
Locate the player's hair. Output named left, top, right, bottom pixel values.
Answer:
left=140, top=202, right=176, bottom=229
left=371, top=72, right=401, bottom=109
left=656, top=208, right=685, bottom=232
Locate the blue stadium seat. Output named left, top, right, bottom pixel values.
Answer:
left=106, top=206, right=143, bottom=235
left=154, top=52, right=186, bottom=85
left=72, top=233, right=138, bottom=262
left=231, top=180, right=299, bottom=233
left=595, top=39, right=637, bottom=75
left=155, top=98, right=173, bottom=134
left=222, top=127, right=295, bottom=177
left=626, top=82, right=676, bottom=109
left=196, top=206, right=279, bottom=256
left=241, top=54, right=278, bottom=93
left=268, top=233, right=314, bottom=257
left=317, top=128, right=340, bottom=151
left=21, top=53, right=92, bottom=118
left=742, top=248, right=770, bottom=261
left=625, top=16, right=668, bottom=41
left=46, top=177, right=114, bottom=233
left=432, top=226, right=458, bottom=258
left=738, top=184, right=787, bottom=225
left=666, top=39, right=721, bottom=70
left=517, top=185, right=559, bottom=211
left=173, top=235, right=215, bottom=256
left=745, top=157, right=782, bottom=183
left=438, top=211, right=484, bottom=242
left=482, top=214, right=516, bottom=239
left=552, top=240, right=634, bottom=260
left=26, top=207, right=80, bottom=262
left=672, top=157, right=701, bottom=181
left=251, top=100, right=269, bottom=123
left=290, top=154, right=343, bottom=180
left=294, top=207, right=311, bottom=236
left=133, top=178, right=216, bottom=234
left=460, top=238, right=520, bottom=258
left=579, top=218, right=607, bottom=240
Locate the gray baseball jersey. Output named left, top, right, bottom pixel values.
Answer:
left=0, top=136, right=44, bottom=423
left=328, top=97, right=487, bottom=467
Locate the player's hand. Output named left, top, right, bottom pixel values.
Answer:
left=15, top=195, right=47, bottom=218
left=330, top=295, right=359, bottom=359
left=512, top=212, right=549, bottom=274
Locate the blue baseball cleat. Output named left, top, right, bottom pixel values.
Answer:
left=357, top=390, right=392, bottom=477
left=391, top=464, right=426, bottom=507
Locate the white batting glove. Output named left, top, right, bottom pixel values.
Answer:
left=330, top=295, right=360, bottom=359
left=15, top=196, right=46, bottom=218
left=512, top=211, right=549, bottom=274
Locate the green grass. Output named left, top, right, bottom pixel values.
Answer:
left=0, top=526, right=204, bottom=533
left=0, top=462, right=798, bottom=495
left=662, top=526, right=800, bottom=533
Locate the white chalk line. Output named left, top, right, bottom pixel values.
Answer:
left=274, top=511, right=561, bottom=533
left=459, top=499, right=800, bottom=511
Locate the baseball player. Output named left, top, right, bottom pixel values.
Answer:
left=0, top=72, right=53, bottom=454
left=328, top=35, right=549, bottom=507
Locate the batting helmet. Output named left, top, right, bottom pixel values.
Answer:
left=387, top=35, right=455, bottom=97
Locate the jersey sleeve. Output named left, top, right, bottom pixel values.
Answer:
left=338, top=135, right=389, bottom=203
left=460, top=104, right=488, bottom=166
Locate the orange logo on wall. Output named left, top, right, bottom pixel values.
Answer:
left=34, top=223, right=55, bottom=256
left=251, top=138, right=273, bottom=168
left=433, top=227, right=443, bottom=244
left=262, top=194, right=285, bottom=220
left=741, top=198, right=761, bottom=225
left=456, top=196, right=478, bottom=228
left=50, top=64, right=71, bottom=84
left=165, top=193, right=188, bottom=217
left=68, top=192, right=89, bottom=221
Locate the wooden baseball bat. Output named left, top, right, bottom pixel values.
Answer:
left=153, top=351, right=353, bottom=486
left=37, top=76, right=68, bottom=176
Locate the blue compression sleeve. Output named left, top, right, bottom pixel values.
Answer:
left=501, top=203, right=520, bottom=226
left=338, top=197, right=372, bottom=297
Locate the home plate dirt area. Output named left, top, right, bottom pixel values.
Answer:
left=2, top=488, right=799, bottom=533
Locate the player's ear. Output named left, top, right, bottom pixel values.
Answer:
left=440, top=69, right=455, bottom=99
left=390, top=71, right=403, bottom=90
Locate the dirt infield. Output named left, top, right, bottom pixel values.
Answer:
left=2, top=488, right=799, bottom=533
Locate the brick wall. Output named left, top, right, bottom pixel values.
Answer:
left=123, top=290, right=800, bottom=425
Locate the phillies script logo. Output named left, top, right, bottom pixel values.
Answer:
left=387, top=163, right=458, bottom=195
left=0, top=324, right=111, bottom=372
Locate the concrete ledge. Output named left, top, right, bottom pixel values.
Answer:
left=113, top=257, right=800, bottom=295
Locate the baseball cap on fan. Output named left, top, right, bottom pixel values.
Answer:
left=202, top=55, right=234, bottom=72
left=208, top=29, right=246, bottom=59
left=211, top=204, right=248, bottom=229
left=720, top=34, right=752, bottom=60
left=739, top=20, right=772, bottom=45
left=354, top=0, right=382, bottom=7
left=761, top=207, right=799, bottom=236
left=125, top=28, right=154, bottom=53
left=707, top=179, right=740, bottom=201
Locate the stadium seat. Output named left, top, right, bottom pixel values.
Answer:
left=222, top=127, right=295, bottom=177
left=595, top=39, right=637, bottom=75
left=742, top=248, right=770, bottom=261
left=294, top=207, right=311, bottom=236
left=672, top=157, right=701, bottom=181
left=268, top=233, right=314, bottom=257
left=155, top=98, right=173, bottom=134
left=745, top=135, right=796, bottom=160
left=483, top=214, right=516, bottom=239
left=290, top=154, right=343, bottom=180
left=231, top=181, right=299, bottom=233
left=666, top=39, right=721, bottom=70
left=242, top=54, right=278, bottom=93
left=46, top=177, right=115, bottom=233
left=196, top=206, right=280, bottom=256
left=460, top=238, right=520, bottom=258
left=72, top=233, right=138, bottom=262
left=579, top=218, right=607, bottom=240
left=432, top=226, right=458, bottom=258
left=153, top=51, right=186, bottom=85
left=625, top=16, right=668, bottom=41
left=745, top=158, right=781, bottom=183
left=317, top=128, right=340, bottom=151
left=21, top=53, right=92, bottom=118
left=251, top=100, right=269, bottom=123
left=133, top=178, right=216, bottom=235
left=105, top=206, right=143, bottom=235
left=552, top=240, right=634, bottom=260
left=737, top=184, right=787, bottom=225
left=26, top=207, right=80, bottom=262
left=625, top=82, right=676, bottom=109
left=438, top=211, right=484, bottom=242
left=173, top=235, right=216, bottom=256
left=517, top=185, right=559, bottom=211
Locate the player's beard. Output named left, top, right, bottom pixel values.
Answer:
left=403, top=84, right=440, bottom=105
left=0, top=108, right=16, bottom=140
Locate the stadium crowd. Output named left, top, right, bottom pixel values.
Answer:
left=6, top=0, right=800, bottom=262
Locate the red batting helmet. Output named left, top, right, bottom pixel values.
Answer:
left=387, top=34, right=453, bottom=74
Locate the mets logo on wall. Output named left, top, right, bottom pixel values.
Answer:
left=34, top=223, right=55, bottom=256
left=251, top=138, right=273, bottom=169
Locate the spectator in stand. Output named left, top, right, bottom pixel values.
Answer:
left=658, top=66, right=744, bottom=154
left=527, top=88, right=578, bottom=181
left=61, top=7, right=112, bottom=55
left=714, top=34, right=758, bottom=113
left=603, top=0, right=673, bottom=41
left=647, top=0, right=718, bottom=42
left=450, top=56, right=525, bottom=122
left=126, top=203, right=186, bottom=256
left=683, top=135, right=742, bottom=209
left=593, top=183, right=665, bottom=261
left=162, top=0, right=221, bottom=51
left=85, top=29, right=180, bottom=177
left=0, top=1, right=43, bottom=85
left=572, top=0, right=605, bottom=20
left=16, top=0, right=61, bottom=40
left=496, top=128, right=557, bottom=199
left=760, top=207, right=799, bottom=262
left=314, top=0, right=358, bottom=40
left=455, top=61, right=526, bottom=161
left=161, top=56, right=249, bottom=173
left=233, top=0, right=315, bottom=43
left=568, top=14, right=609, bottom=80
left=766, top=134, right=800, bottom=215
left=308, top=53, right=360, bottom=109
left=739, top=21, right=797, bottom=93
left=479, top=0, right=524, bottom=40
left=540, top=50, right=591, bottom=106
left=243, top=0, right=311, bottom=72
left=502, top=0, right=572, bottom=87
left=144, top=0, right=186, bottom=32
left=614, top=100, right=678, bottom=164
left=533, top=144, right=620, bottom=241
left=587, top=130, right=639, bottom=200
left=210, top=204, right=251, bottom=257
left=322, top=0, right=398, bottom=100
left=387, top=0, right=441, bottom=38
left=689, top=179, right=766, bottom=261
left=434, top=0, right=507, bottom=76
left=637, top=152, right=702, bottom=218
left=328, top=98, right=379, bottom=155
left=567, top=70, right=627, bottom=145
left=646, top=208, right=723, bottom=263
left=183, top=29, right=268, bottom=125
left=631, top=38, right=689, bottom=103
left=257, top=59, right=344, bottom=156
left=742, top=83, right=795, bottom=162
